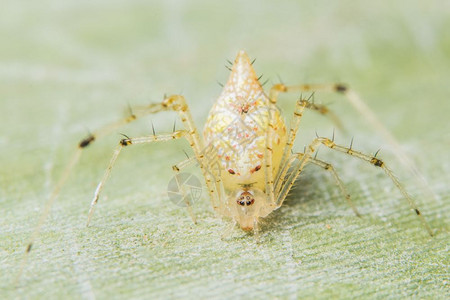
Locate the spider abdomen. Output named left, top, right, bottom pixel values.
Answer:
left=204, top=51, right=287, bottom=191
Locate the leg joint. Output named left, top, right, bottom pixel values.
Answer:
left=126, top=114, right=137, bottom=122
left=79, top=135, right=95, bottom=148
left=120, top=139, right=132, bottom=146
left=371, top=157, right=384, bottom=167
left=335, top=84, right=348, bottom=93
left=272, top=83, right=287, bottom=92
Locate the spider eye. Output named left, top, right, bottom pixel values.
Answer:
left=228, top=169, right=235, bottom=174
left=237, top=192, right=255, bottom=206
left=254, top=165, right=261, bottom=172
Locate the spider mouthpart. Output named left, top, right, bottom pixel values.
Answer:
left=237, top=191, right=255, bottom=206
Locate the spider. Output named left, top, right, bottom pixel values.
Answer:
left=16, top=50, right=436, bottom=284
left=24, top=50, right=433, bottom=258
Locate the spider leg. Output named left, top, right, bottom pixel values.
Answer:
left=270, top=83, right=436, bottom=207
left=86, top=95, right=224, bottom=224
left=17, top=95, right=222, bottom=285
left=277, top=136, right=433, bottom=236
left=300, top=100, right=345, bottom=131
left=274, top=99, right=307, bottom=196
left=172, top=155, right=197, bottom=172
left=269, top=84, right=345, bottom=130
left=29, top=105, right=163, bottom=233
left=87, top=130, right=190, bottom=226
left=266, top=88, right=334, bottom=206
left=197, top=143, right=226, bottom=213
left=171, top=155, right=214, bottom=224
left=274, top=96, right=342, bottom=197
left=264, top=94, right=277, bottom=205
left=162, top=95, right=223, bottom=212
left=294, top=153, right=361, bottom=217
left=15, top=103, right=162, bottom=285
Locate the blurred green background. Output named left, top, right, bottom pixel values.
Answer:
left=1, top=0, right=449, bottom=299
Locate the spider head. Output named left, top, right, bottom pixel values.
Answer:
left=228, top=189, right=274, bottom=232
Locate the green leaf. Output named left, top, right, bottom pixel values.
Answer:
left=2, top=1, right=448, bottom=299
